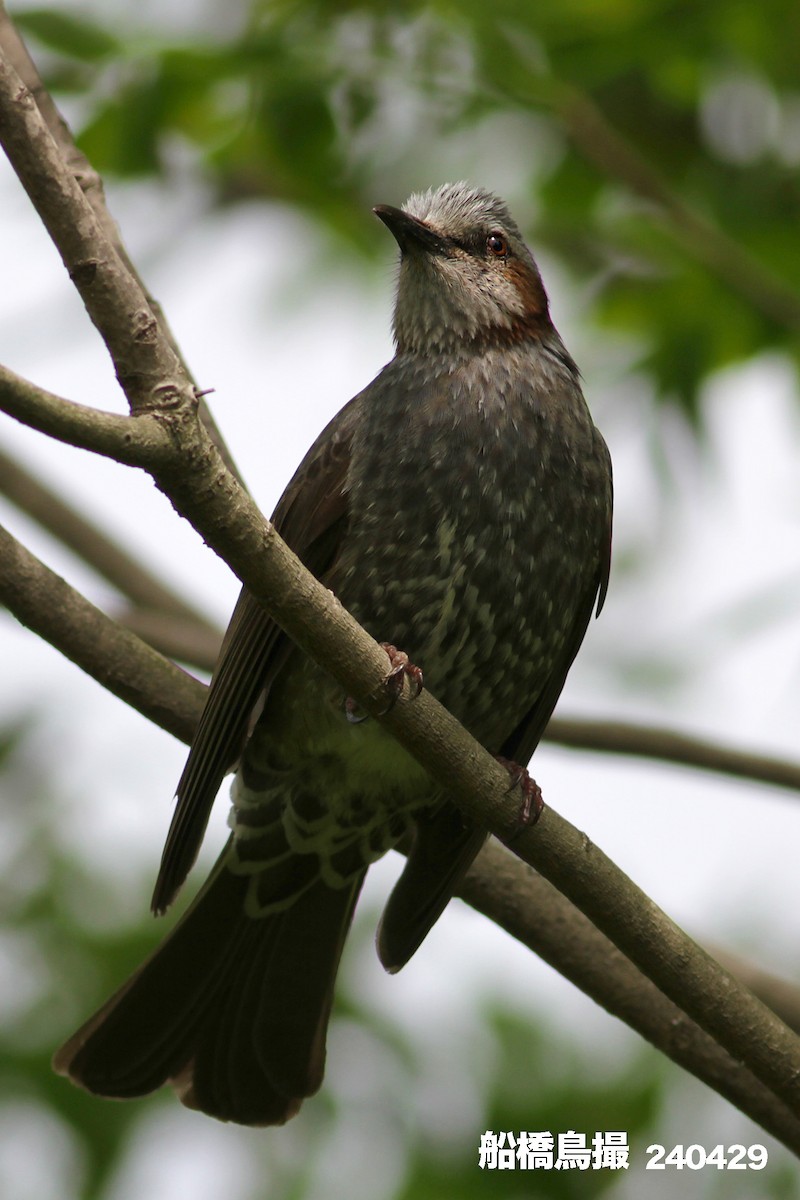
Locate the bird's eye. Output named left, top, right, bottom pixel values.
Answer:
left=486, top=233, right=508, bottom=258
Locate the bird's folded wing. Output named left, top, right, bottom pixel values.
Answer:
left=502, top=434, right=613, bottom=768
left=151, top=396, right=362, bottom=914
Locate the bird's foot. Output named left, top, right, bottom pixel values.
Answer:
left=379, top=643, right=424, bottom=712
left=345, top=643, right=423, bottom=724
left=495, top=757, right=544, bottom=832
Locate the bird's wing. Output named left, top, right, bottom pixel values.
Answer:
left=501, top=430, right=613, bottom=767
left=151, top=397, right=361, bottom=914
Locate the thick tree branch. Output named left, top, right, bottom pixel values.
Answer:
left=4, top=11, right=800, bottom=800
left=7, top=365, right=800, bottom=796
left=707, top=948, right=800, bottom=1042
left=0, top=49, right=202, bottom=421
left=2, top=36, right=800, bottom=1144
left=4, top=527, right=799, bottom=1147
left=6, top=367, right=800, bottom=798
left=0, top=0, right=241, bottom=481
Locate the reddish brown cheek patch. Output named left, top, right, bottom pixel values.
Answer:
left=506, top=260, right=548, bottom=316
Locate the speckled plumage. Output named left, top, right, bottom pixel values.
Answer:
left=55, top=183, right=613, bottom=1127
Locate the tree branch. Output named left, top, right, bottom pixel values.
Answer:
left=0, top=361, right=168, bottom=462
left=546, top=716, right=800, bottom=795
left=2, top=35, right=800, bottom=1145
left=117, top=608, right=222, bottom=669
left=0, top=91, right=187, bottom=414
left=4, top=525, right=799, bottom=1148
left=706, top=947, right=800, bottom=1041
left=459, top=842, right=800, bottom=1150
left=0, top=521, right=202, bottom=745
left=5, top=6, right=800, bottom=800
left=0, top=443, right=220, bottom=640
left=0, top=0, right=242, bottom=482
left=489, top=43, right=800, bottom=330
left=5, top=376, right=800, bottom=793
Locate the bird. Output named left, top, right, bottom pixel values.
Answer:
left=54, top=182, right=613, bottom=1126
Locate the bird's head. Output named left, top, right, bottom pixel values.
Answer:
left=375, top=182, right=550, bottom=356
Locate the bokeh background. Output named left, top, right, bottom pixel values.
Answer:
left=1, top=0, right=800, bottom=1196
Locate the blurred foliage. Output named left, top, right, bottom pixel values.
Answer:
left=12, top=0, right=800, bottom=419
left=395, top=1014, right=663, bottom=1200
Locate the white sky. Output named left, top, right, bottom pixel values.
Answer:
left=1, top=94, right=800, bottom=1197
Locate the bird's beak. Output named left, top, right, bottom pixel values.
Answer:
left=373, top=205, right=448, bottom=256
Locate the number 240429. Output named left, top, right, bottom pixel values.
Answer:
left=646, top=1144, right=767, bottom=1170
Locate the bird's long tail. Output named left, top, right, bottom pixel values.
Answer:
left=53, top=850, right=365, bottom=1125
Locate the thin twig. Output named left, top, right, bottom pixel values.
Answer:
left=552, top=83, right=800, bottom=334
left=547, top=717, right=800, bottom=794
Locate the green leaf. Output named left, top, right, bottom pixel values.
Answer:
left=15, top=9, right=120, bottom=62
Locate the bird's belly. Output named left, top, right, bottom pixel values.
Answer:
left=337, top=517, right=579, bottom=747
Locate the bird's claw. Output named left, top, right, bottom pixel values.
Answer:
left=379, top=643, right=424, bottom=713
left=344, top=643, right=423, bottom=724
left=344, top=696, right=369, bottom=724
left=495, top=756, right=544, bottom=833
